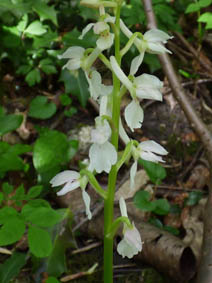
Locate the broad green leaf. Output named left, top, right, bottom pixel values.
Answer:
left=152, top=199, right=170, bottom=215
left=33, top=130, right=69, bottom=174
left=0, top=207, right=18, bottom=224
left=28, top=96, right=57, bottom=119
left=0, top=252, right=26, bottom=283
left=0, top=193, right=4, bottom=205
left=0, top=218, right=25, bottom=246
left=33, top=1, right=58, bottom=26
left=25, top=69, right=41, bottom=86
left=9, top=144, right=32, bottom=155
left=185, top=3, right=200, bottom=13
left=60, top=93, right=72, bottom=106
left=199, top=0, right=212, bottom=8
left=46, top=277, right=60, bottom=283
left=25, top=20, right=47, bottom=35
left=28, top=226, right=53, bottom=257
left=184, top=191, right=203, bottom=206
left=23, top=206, right=63, bottom=228
left=62, top=28, right=96, bottom=49
left=133, top=190, right=156, bottom=211
left=139, top=159, right=166, bottom=184
left=143, top=54, right=161, bottom=73
left=11, top=184, right=26, bottom=201
left=59, top=69, right=89, bottom=107
left=198, top=12, right=212, bottom=29
left=0, top=114, right=23, bottom=136
left=16, top=65, right=32, bottom=75
left=148, top=217, right=163, bottom=229
left=17, top=14, right=28, bottom=32
left=27, top=185, right=43, bottom=199
left=2, top=182, right=13, bottom=195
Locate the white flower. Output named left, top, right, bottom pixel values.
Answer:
left=120, top=19, right=173, bottom=54
left=79, top=21, right=114, bottom=51
left=88, top=118, right=117, bottom=173
left=117, top=197, right=142, bottom=259
left=50, top=171, right=92, bottom=219
left=86, top=70, right=113, bottom=101
left=58, top=46, right=85, bottom=71
left=110, top=56, right=163, bottom=101
left=130, top=141, right=168, bottom=189
left=124, top=100, right=144, bottom=132
left=138, top=140, right=168, bottom=163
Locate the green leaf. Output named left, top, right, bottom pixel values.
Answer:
left=0, top=252, right=26, bottom=283
left=33, top=1, right=58, bottom=26
left=11, top=184, right=26, bottom=201
left=59, top=69, right=89, bottom=107
left=139, top=159, right=166, bottom=184
left=0, top=193, right=4, bottom=205
left=23, top=206, right=63, bottom=228
left=0, top=207, right=18, bottom=225
left=198, top=12, right=212, bottom=29
left=0, top=218, right=25, bottom=246
left=16, top=65, right=32, bottom=75
left=143, top=54, right=161, bottom=73
left=148, top=217, right=163, bottom=228
left=46, top=277, right=60, bottom=283
left=199, top=0, right=212, bottom=8
left=133, top=190, right=156, bottom=211
left=33, top=130, right=69, bottom=174
left=184, top=191, right=203, bottom=206
left=64, top=107, right=77, bottom=117
left=2, top=182, right=13, bottom=195
left=152, top=199, right=170, bottom=215
left=39, top=58, right=57, bottom=75
left=25, top=20, right=47, bottom=35
left=28, top=96, right=57, bottom=119
left=17, top=14, right=28, bottom=32
left=25, top=69, right=41, bottom=86
left=68, top=140, right=79, bottom=160
left=164, top=225, right=179, bottom=236
left=60, top=93, right=72, bottom=106
left=185, top=3, right=200, bottom=13
left=27, top=185, right=43, bottom=199
left=0, top=114, right=23, bottom=136
left=28, top=225, right=53, bottom=257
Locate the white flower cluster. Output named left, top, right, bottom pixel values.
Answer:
left=50, top=0, right=172, bottom=259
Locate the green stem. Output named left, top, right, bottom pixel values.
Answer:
left=103, top=4, right=121, bottom=283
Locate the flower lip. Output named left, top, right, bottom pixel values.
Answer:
left=50, top=170, right=80, bottom=187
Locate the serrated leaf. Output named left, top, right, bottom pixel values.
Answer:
left=28, top=225, right=53, bottom=257
left=28, top=96, right=57, bottom=119
left=27, top=185, right=43, bottom=199
left=0, top=252, right=26, bottom=283
left=0, top=114, right=23, bottom=136
left=0, top=218, right=25, bottom=246
left=33, top=1, right=58, bottom=26
left=133, top=190, right=156, bottom=211
left=33, top=130, right=69, bottom=174
left=25, top=20, right=47, bottom=35
left=25, top=68, right=41, bottom=86
left=139, top=159, right=166, bottom=184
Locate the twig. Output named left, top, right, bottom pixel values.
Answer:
left=71, top=241, right=102, bottom=255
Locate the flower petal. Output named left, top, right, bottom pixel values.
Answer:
left=130, top=161, right=137, bottom=189
left=89, top=142, right=117, bottom=173
left=140, top=151, right=165, bottom=163
left=97, top=33, right=114, bottom=50
left=58, top=46, right=85, bottom=59
left=91, top=119, right=111, bottom=144
left=110, top=56, right=133, bottom=91
left=124, top=100, right=144, bottom=132
left=94, top=22, right=108, bottom=34
left=119, top=196, right=128, bottom=217
left=82, top=190, right=92, bottom=220
left=130, top=53, right=144, bottom=76
left=50, top=170, right=80, bottom=187
left=56, top=180, right=80, bottom=196
left=140, top=140, right=168, bottom=155
left=144, top=29, right=173, bottom=43
left=147, top=42, right=172, bottom=54
left=79, top=23, right=95, bottom=40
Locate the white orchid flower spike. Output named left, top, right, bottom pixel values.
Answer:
left=88, top=117, right=117, bottom=173
left=117, top=197, right=142, bottom=259
left=58, top=46, right=85, bottom=71
left=79, top=20, right=114, bottom=51
left=50, top=170, right=92, bottom=219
